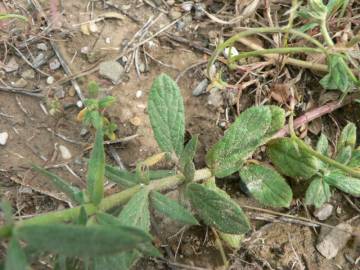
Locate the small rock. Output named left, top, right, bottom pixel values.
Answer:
left=59, top=145, right=72, bottom=160
left=3, top=57, right=19, bottom=72
left=81, top=46, right=90, bottom=54
left=89, top=21, right=98, bottom=33
left=130, top=116, right=142, bottom=126
left=192, top=79, right=209, bottom=96
left=316, top=223, right=352, bottom=259
left=99, top=60, right=124, bottom=84
left=49, top=58, right=61, bottom=70
left=68, top=88, right=76, bottom=97
left=36, top=43, right=48, bottom=51
left=21, top=69, right=35, bottom=80
left=46, top=76, right=55, bottom=85
left=169, top=9, right=182, bottom=20
left=207, top=88, right=223, bottom=108
left=76, top=100, right=83, bottom=108
left=80, top=128, right=89, bottom=137
left=105, top=37, right=111, bottom=44
left=54, top=87, right=65, bottom=99
left=181, top=1, right=193, bottom=12
left=19, top=186, right=33, bottom=194
left=0, top=132, right=9, bottom=145
left=12, top=78, right=27, bottom=88
left=314, top=203, right=333, bottom=221
left=136, top=90, right=143, bottom=98
left=194, top=3, right=206, bottom=19
left=223, top=47, right=239, bottom=58
left=33, top=53, right=46, bottom=68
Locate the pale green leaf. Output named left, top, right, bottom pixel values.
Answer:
left=267, top=138, right=319, bottom=179
left=150, top=191, right=198, bottom=225
left=105, top=164, right=139, bottom=187
left=33, top=165, right=83, bottom=204
left=5, top=238, right=28, bottom=270
left=239, top=164, right=293, bottom=208
left=148, top=74, right=185, bottom=156
left=335, top=145, right=352, bottom=164
left=118, top=188, right=150, bottom=231
left=266, top=106, right=286, bottom=137
left=348, top=149, right=360, bottom=168
left=317, top=133, right=330, bottom=169
left=305, top=177, right=331, bottom=208
left=187, top=183, right=250, bottom=234
left=15, top=224, right=151, bottom=257
left=324, top=171, right=360, bottom=196
left=179, top=135, right=198, bottom=181
left=337, top=122, right=356, bottom=152
left=87, top=129, right=105, bottom=205
left=206, top=106, right=272, bottom=178
left=0, top=200, right=13, bottom=225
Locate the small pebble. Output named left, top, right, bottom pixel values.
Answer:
left=0, top=132, right=9, bottom=145
left=12, top=78, right=28, bottom=88
left=54, top=87, right=65, bottom=99
left=76, top=100, right=83, bottom=108
left=167, top=0, right=175, bottom=5
left=36, top=43, right=48, bottom=51
left=136, top=90, right=143, bottom=98
left=49, top=58, right=61, bottom=70
left=99, top=60, right=124, bottom=84
left=81, top=46, right=90, bottom=54
left=192, top=79, right=209, bottom=96
left=89, top=22, right=98, bottom=33
left=223, top=47, right=239, bottom=58
left=68, top=88, right=76, bottom=97
left=169, top=9, right=182, bottom=20
left=46, top=76, right=55, bottom=85
left=181, top=1, right=193, bottom=12
left=21, top=69, right=35, bottom=80
left=130, top=116, right=142, bottom=126
left=33, top=53, right=46, bottom=68
left=3, top=57, right=19, bottom=72
left=207, top=88, right=223, bottom=108
left=59, top=145, right=72, bottom=160
left=105, top=37, right=111, bottom=44
left=19, top=186, right=33, bottom=194
left=80, top=128, right=89, bottom=137
left=314, top=203, right=333, bottom=221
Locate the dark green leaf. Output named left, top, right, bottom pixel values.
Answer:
left=87, top=129, right=105, bottom=205
left=320, top=55, right=355, bottom=93
left=335, top=145, right=352, bottom=164
left=239, top=164, right=293, bottom=208
left=267, top=138, right=319, bottom=179
left=33, top=165, right=83, bottom=204
left=324, top=171, right=360, bottom=196
left=118, top=188, right=150, bottom=231
left=206, top=106, right=273, bottom=178
left=187, top=183, right=250, bottom=234
left=179, top=135, right=198, bottom=181
left=150, top=191, right=198, bottom=225
left=105, top=165, right=138, bottom=187
left=305, top=177, right=331, bottom=208
left=15, top=224, right=151, bottom=257
left=78, top=206, right=88, bottom=225
left=337, top=122, right=356, bottom=152
left=5, top=238, right=28, bottom=270
left=148, top=74, right=185, bottom=156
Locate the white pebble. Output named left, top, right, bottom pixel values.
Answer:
left=0, top=132, right=9, bottom=145
left=46, top=76, right=54, bottom=85
left=223, top=47, right=239, bottom=58
left=59, top=145, right=72, bottom=160
left=136, top=90, right=143, bottom=98
left=76, top=100, right=83, bottom=108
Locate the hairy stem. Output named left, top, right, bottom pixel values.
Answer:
left=0, top=168, right=212, bottom=238
left=320, top=19, right=334, bottom=47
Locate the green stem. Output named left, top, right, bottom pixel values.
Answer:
left=228, top=47, right=323, bottom=65
left=0, top=168, right=212, bottom=238
left=208, top=26, right=327, bottom=78
left=320, top=19, right=334, bottom=47
left=292, top=136, right=360, bottom=178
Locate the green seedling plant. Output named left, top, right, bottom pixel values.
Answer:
left=208, top=0, right=359, bottom=94
left=1, top=74, right=360, bottom=269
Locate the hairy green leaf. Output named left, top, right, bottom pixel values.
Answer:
left=118, top=188, right=150, bottom=231
left=179, top=135, right=198, bottom=181
left=335, top=145, right=352, bottom=164
left=320, top=55, right=355, bottom=93
left=239, top=164, right=293, bottom=208
left=33, top=165, right=83, bottom=204
left=187, top=183, right=250, bottom=234
left=305, top=177, right=331, bottom=208
left=317, top=133, right=330, bottom=169
left=88, top=80, right=100, bottom=98
left=15, top=224, right=151, bottom=257
left=150, top=191, right=198, bottom=225
left=206, top=106, right=273, bottom=178
left=267, top=138, right=319, bottom=179
left=78, top=206, right=88, bottom=225
left=87, top=129, right=105, bottom=205
left=148, top=74, right=185, bottom=156
left=324, top=171, right=360, bottom=196
left=266, top=106, right=286, bottom=137
left=5, top=238, right=28, bottom=270
left=105, top=164, right=139, bottom=187
left=348, top=149, right=360, bottom=168
left=337, top=122, right=356, bottom=152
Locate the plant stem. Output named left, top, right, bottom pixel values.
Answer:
left=320, top=19, right=334, bottom=47
left=0, top=168, right=212, bottom=239
left=292, top=135, right=360, bottom=178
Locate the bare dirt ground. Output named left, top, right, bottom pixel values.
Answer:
left=0, top=0, right=359, bottom=269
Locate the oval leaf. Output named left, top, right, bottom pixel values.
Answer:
left=240, top=164, right=293, bottom=208
left=148, top=74, right=185, bottom=157
left=15, top=224, right=151, bottom=257
left=187, top=183, right=250, bottom=234
left=305, top=177, right=331, bottom=208
left=324, top=171, right=360, bottom=196
left=337, top=122, right=356, bottom=152
left=150, top=191, right=198, bottom=225
left=206, top=106, right=272, bottom=178
left=267, top=138, right=319, bottom=179
left=87, top=129, right=105, bottom=205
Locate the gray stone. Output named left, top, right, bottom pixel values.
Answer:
left=59, top=145, right=72, bottom=160
left=46, top=76, right=55, bottom=85
left=49, top=58, right=61, bottom=70
left=33, top=53, right=46, bottom=68
left=99, top=60, right=124, bottom=84
left=13, top=78, right=27, bottom=88
left=36, top=43, right=48, bottom=51
left=54, top=87, right=65, bottom=99
left=21, top=69, right=35, bottom=80
left=0, top=132, right=8, bottom=145
left=192, top=79, right=208, bottom=96
left=314, top=203, right=333, bottom=221
left=3, top=57, right=19, bottom=72
left=207, top=88, right=223, bottom=108
left=316, top=223, right=352, bottom=259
